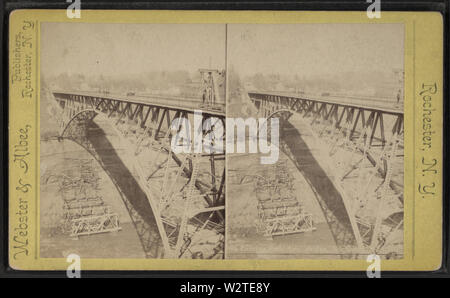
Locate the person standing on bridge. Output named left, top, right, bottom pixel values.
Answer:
left=202, top=88, right=207, bottom=105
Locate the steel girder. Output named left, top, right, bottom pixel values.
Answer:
left=249, top=92, right=404, bottom=256
left=53, top=92, right=226, bottom=259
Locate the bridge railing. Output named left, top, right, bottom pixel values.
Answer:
left=53, top=90, right=225, bottom=114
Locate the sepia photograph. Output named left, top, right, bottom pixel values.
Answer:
left=40, top=23, right=226, bottom=259
left=7, top=6, right=446, bottom=277
left=225, top=24, right=404, bottom=259
left=39, top=22, right=405, bottom=260
left=7, top=7, right=445, bottom=275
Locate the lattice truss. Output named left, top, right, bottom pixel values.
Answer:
left=255, top=160, right=316, bottom=239
left=51, top=70, right=226, bottom=259
left=129, top=111, right=225, bottom=259
left=249, top=93, right=404, bottom=258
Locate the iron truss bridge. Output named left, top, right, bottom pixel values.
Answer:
left=248, top=91, right=404, bottom=258
left=51, top=90, right=225, bottom=259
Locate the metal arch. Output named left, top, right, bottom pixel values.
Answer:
left=249, top=92, right=403, bottom=255
left=266, top=108, right=293, bottom=120
left=57, top=102, right=176, bottom=256
left=58, top=107, right=169, bottom=257
left=256, top=106, right=364, bottom=251
left=60, top=109, right=98, bottom=138
left=53, top=92, right=226, bottom=259
left=256, top=108, right=292, bottom=141
left=249, top=92, right=404, bottom=182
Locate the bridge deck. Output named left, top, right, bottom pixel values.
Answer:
left=53, top=90, right=226, bottom=117
left=248, top=91, right=403, bottom=116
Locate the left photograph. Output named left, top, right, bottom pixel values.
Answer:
left=40, top=23, right=226, bottom=259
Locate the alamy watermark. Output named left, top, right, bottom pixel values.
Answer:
left=366, top=254, right=381, bottom=278
left=66, top=0, right=81, bottom=19
left=366, top=0, right=381, bottom=19
left=170, top=110, right=280, bottom=165
left=66, top=253, right=81, bottom=278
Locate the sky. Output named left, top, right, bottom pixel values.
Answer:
left=227, top=23, right=404, bottom=78
left=41, top=23, right=227, bottom=77
left=41, top=22, right=404, bottom=80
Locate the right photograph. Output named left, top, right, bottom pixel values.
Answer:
left=226, top=24, right=404, bottom=259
